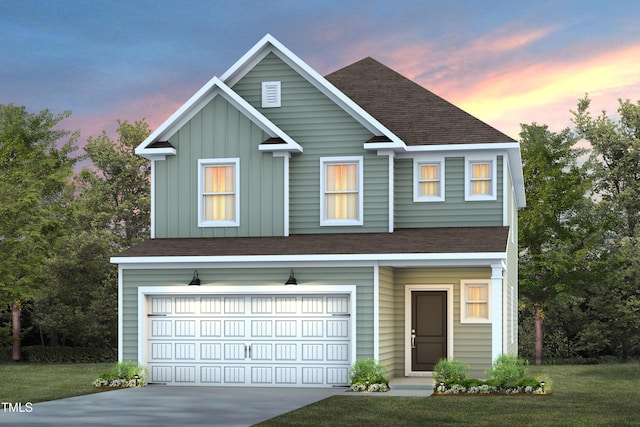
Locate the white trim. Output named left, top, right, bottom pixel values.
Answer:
left=373, top=263, right=380, bottom=361
left=388, top=153, right=394, bottom=233
left=117, top=265, right=124, bottom=362
left=283, top=153, right=290, bottom=236
left=404, top=284, right=454, bottom=376
left=413, top=157, right=445, bottom=202
left=197, top=158, right=240, bottom=227
left=112, top=252, right=508, bottom=266
left=136, top=285, right=357, bottom=374
left=491, top=264, right=504, bottom=360
left=320, top=156, right=364, bottom=226
left=220, top=34, right=405, bottom=148
left=404, top=142, right=520, bottom=152
left=460, top=280, right=491, bottom=324
left=150, top=160, right=156, bottom=239
left=502, top=156, right=509, bottom=226
left=465, top=156, right=498, bottom=201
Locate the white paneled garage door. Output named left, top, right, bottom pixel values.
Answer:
left=145, top=293, right=351, bottom=387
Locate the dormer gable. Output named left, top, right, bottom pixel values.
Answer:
left=135, top=76, right=301, bottom=160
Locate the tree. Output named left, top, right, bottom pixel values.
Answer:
left=0, top=104, right=77, bottom=360
left=572, top=96, right=640, bottom=359
left=76, top=119, right=151, bottom=248
left=30, top=119, right=151, bottom=351
left=518, top=123, right=591, bottom=365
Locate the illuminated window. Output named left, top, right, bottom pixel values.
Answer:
left=198, top=158, right=239, bottom=227
left=460, top=280, right=490, bottom=323
left=465, top=158, right=496, bottom=201
left=320, top=156, right=363, bottom=226
left=414, top=158, right=444, bottom=202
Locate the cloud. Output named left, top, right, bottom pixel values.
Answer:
left=451, top=42, right=640, bottom=136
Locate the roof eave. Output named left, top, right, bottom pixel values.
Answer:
left=111, top=251, right=507, bottom=267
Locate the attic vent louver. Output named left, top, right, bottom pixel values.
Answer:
left=261, top=81, right=281, bottom=108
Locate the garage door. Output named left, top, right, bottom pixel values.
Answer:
left=145, top=293, right=351, bottom=387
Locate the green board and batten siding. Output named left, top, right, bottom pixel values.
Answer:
left=120, top=267, right=375, bottom=362
left=232, top=53, right=390, bottom=234
left=394, top=157, right=504, bottom=228
left=154, top=95, right=286, bottom=238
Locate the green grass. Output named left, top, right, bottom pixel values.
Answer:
left=0, top=362, right=113, bottom=403
left=256, top=363, right=640, bottom=427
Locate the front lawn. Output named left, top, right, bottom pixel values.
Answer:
left=256, top=363, right=640, bottom=427
left=0, top=362, right=113, bottom=404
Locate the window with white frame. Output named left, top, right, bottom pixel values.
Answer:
left=465, top=157, right=497, bottom=201
left=320, top=156, right=363, bottom=226
left=414, top=158, right=445, bottom=202
left=198, top=158, right=239, bottom=227
left=460, top=280, right=490, bottom=323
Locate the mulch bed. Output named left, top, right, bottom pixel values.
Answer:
left=432, top=393, right=552, bottom=397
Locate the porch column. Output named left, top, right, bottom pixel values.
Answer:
left=490, top=263, right=504, bottom=362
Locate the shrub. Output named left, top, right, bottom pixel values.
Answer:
left=433, top=358, right=469, bottom=383
left=349, top=359, right=388, bottom=391
left=23, top=346, right=116, bottom=363
left=93, top=361, right=147, bottom=388
left=485, top=354, right=527, bottom=387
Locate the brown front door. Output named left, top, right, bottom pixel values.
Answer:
left=411, top=291, right=447, bottom=371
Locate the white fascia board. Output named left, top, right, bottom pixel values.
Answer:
left=400, top=142, right=526, bottom=208
left=401, top=142, right=520, bottom=154
left=111, top=252, right=506, bottom=267
left=137, top=150, right=176, bottom=161
left=220, top=34, right=406, bottom=150
left=135, top=76, right=302, bottom=157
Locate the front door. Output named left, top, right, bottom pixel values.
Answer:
left=411, top=291, right=447, bottom=371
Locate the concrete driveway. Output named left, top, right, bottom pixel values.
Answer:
left=0, top=385, right=346, bottom=427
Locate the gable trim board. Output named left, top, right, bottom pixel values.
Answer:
left=220, top=34, right=405, bottom=148
left=136, top=77, right=302, bottom=159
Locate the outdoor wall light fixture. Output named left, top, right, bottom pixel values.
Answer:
left=284, top=269, right=297, bottom=286
left=188, top=271, right=201, bottom=286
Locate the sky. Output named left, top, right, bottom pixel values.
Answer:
left=2, top=0, right=640, bottom=151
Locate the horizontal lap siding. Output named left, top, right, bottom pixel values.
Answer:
left=154, top=96, right=285, bottom=238
left=394, top=157, right=503, bottom=228
left=121, top=266, right=375, bottom=362
left=378, top=267, right=396, bottom=375
left=392, top=267, right=492, bottom=378
left=232, top=53, right=389, bottom=234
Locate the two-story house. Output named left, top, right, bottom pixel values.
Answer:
left=112, top=34, right=525, bottom=387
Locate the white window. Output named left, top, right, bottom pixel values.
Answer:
left=198, top=158, right=240, bottom=227
left=320, top=156, right=363, bottom=226
left=414, top=158, right=445, bottom=202
left=465, top=157, right=497, bottom=201
left=460, top=280, right=490, bottom=323
left=261, top=81, right=281, bottom=108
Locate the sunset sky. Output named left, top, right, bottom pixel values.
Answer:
left=2, top=0, right=639, bottom=148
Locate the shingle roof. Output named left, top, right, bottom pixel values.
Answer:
left=325, top=57, right=516, bottom=146
left=116, top=227, right=509, bottom=258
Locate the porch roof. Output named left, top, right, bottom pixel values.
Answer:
left=116, top=227, right=509, bottom=258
